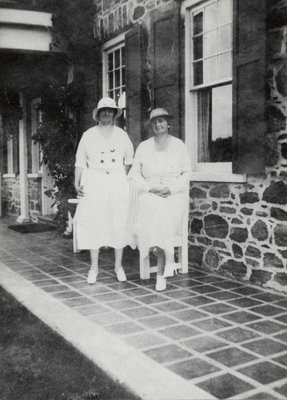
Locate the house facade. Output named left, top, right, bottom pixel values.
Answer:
left=1, top=0, right=287, bottom=293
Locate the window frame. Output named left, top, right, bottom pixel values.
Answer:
left=28, top=97, right=42, bottom=178
left=102, top=33, right=126, bottom=107
left=182, top=0, right=246, bottom=182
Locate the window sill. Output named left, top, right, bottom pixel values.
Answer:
left=190, top=172, right=246, bottom=183
left=2, top=173, right=16, bottom=178
left=28, top=173, right=42, bottom=178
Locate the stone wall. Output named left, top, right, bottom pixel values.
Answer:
left=93, top=0, right=173, bottom=41
left=2, top=177, right=42, bottom=220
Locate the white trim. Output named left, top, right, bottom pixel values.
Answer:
left=190, top=172, right=246, bottom=183
left=30, top=98, right=42, bottom=174
left=0, top=9, right=52, bottom=27
left=101, top=32, right=126, bottom=51
left=27, top=173, right=42, bottom=178
left=2, top=173, right=16, bottom=178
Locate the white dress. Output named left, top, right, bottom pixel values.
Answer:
left=129, top=135, right=191, bottom=258
left=74, top=125, right=134, bottom=250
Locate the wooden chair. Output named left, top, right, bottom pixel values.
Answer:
left=130, top=180, right=189, bottom=280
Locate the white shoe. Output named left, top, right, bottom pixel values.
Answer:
left=115, top=267, right=127, bottom=282
left=87, top=269, right=97, bottom=284
left=163, top=263, right=179, bottom=278
left=155, top=275, right=167, bottom=291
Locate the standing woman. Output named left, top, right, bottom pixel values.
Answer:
left=74, top=97, right=134, bottom=284
left=129, top=108, right=191, bottom=291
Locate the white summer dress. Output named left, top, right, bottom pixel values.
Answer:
left=74, top=125, right=134, bottom=250
left=129, top=135, right=191, bottom=258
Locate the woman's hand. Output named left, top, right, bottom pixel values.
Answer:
left=149, top=186, right=171, bottom=198
left=75, top=185, right=85, bottom=198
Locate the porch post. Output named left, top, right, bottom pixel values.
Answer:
left=0, top=114, right=3, bottom=217
left=17, top=92, right=29, bottom=223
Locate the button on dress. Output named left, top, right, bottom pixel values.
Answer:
left=74, top=126, right=134, bottom=250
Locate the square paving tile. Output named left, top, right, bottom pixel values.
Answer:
left=171, top=308, right=209, bottom=322
left=216, top=327, right=260, bottom=343
left=159, top=325, right=201, bottom=340
left=52, top=290, right=83, bottom=300
left=275, top=300, right=287, bottom=309
left=228, top=297, right=263, bottom=308
left=242, top=338, right=287, bottom=356
left=80, top=285, right=111, bottom=295
left=63, top=297, right=95, bottom=307
left=144, top=344, right=192, bottom=364
left=222, top=311, right=262, bottom=324
left=250, top=305, right=286, bottom=317
left=59, top=275, right=86, bottom=284
left=207, top=347, right=257, bottom=367
left=137, top=294, right=170, bottom=305
left=233, top=287, right=263, bottom=296
left=167, top=357, right=220, bottom=380
left=207, top=291, right=241, bottom=301
left=253, top=292, right=287, bottom=303
left=76, top=304, right=110, bottom=316
left=153, top=301, right=188, bottom=312
left=200, top=302, right=237, bottom=315
left=89, top=312, right=127, bottom=326
left=92, top=292, right=126, bottom=302
left=272, top=353, right=287, bottom=367
left=107, top=299, right=141, bottom=310
left=42, top=284, right=70, bottom=294
left=192, top=317, right=232, bottom=332
left=123, top=332, right=165, bottom=349
left=214, top=281, right=244, bottom=290
left=172, top=279, right=203, bottom=288
left=121, top=288, right=152, bottom=297
left=164, top=289, right=194, bottom=299
left=238, top=361, right=287, bottom=384
left=191, top=285, right=221, bottom=294
left=139, top=315, right=178, bottom=329
left=182, top=335, right=227, bottom=353
left=275, top=383, right=287, bottom=398
left=274, top=332, right=287, bottom=343
left=243, top=392, right=280, bottom=400
left=246, top=320, right=287, bottom=335
left=197, top=372, right=254, bottom=399
left=33, top=279, right=59, bottom=287
left=275, top=314, right=287, bottom=324
left=106, top=321, right=144, bottom=335
left=107, top=282, right=137, bottom=291
left=181, top=295, right=215, bottom=307
left=121, top=306, right=158, bottom=319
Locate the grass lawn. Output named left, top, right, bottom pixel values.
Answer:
left=0, top=286, right=141, bottom=400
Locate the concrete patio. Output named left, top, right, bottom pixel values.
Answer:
left=0, top=217, right=286, bottom=400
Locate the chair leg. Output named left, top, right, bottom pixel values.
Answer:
left=73, top=218, right=80, bottom=253
left=140, top=254, right=151, bottom=280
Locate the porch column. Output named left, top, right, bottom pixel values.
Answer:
left=17, top=92, right=29, bottom=223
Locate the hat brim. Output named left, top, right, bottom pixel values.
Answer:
left=92, top=107, right=122, bottom=122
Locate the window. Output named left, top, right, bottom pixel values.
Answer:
left=102, top=34, right=126, bottom=127
left=184, top=0, right=245, bottom=182
left=3, top=114, right=19, bottom=176
left=28, top=98, right=42, bottom=175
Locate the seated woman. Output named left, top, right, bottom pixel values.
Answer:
left=129, top=108, right=191, bottom=291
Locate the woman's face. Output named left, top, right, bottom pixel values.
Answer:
left=98, top=108, right=115, bottom=125
left=151, top=116, right=168, bottom=136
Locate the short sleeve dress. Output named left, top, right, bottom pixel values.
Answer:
left=129, top=135, right=191, bottom=257
left=74, top=125, right=134, bottom=250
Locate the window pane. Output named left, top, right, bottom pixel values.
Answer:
left=205, top=2, right=217, bottom=31
left=193, top=12, right=203, bottom=35
left=121, top=67, right=125, bottom=86
left=218, top=25, right=230, bottom=52
left=204, top=56, right=217, bottom=83
left=121, top=47, right=125, bottom=66
left=204, top=30, right=217, bottom=57
left=194, top=61, right=203, bottom=85
left=211, top=84, right=232, bottom=161
left=115, top=49, right=120, bottom=68
left=193, top=35, right=203, bottom=60
left=115, top=69, right=120, bottom=88
left=108, top=52, right=113, bottom=71
left=115, top=88, right=121, bottom=104
left=108, top=71, right=113, bottom=90
left=218, top=52, right=231, bottom=79
left=218, top=0, right=231, bottom=25
left=108, top=89, right=114, bottom=99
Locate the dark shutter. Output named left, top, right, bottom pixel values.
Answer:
left=151, top=5, right=182, bottom=138
left=232, top=0, right=266, bottom=174
left=125, top=24, right=148, bottom=148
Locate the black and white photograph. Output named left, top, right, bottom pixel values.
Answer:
left=0, top=0, right=287, bottom=399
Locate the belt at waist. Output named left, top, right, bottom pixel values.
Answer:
left=87, top=167, right=124, bottom=175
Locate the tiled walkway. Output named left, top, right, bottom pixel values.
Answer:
left=0, top=217, right=287, bottom=400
